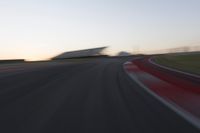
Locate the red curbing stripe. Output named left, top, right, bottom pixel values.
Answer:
left=133, top=57, right=200, bottom=94
left=123, top=59, right=200, bottom=129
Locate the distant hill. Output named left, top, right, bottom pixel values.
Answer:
left=0, top=59, right=25, bottom=64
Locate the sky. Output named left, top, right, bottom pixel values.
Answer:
left=0, top=0, right=200, bottom=60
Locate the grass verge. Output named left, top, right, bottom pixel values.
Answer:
left=154, top=53, right=200, bottom=75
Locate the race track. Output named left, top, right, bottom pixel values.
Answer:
left=0, top=58, right=198, bottom=133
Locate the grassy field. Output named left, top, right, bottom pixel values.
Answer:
left=154, top=53, right=200, bottom=75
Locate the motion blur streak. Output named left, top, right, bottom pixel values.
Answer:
left=0, top=57, right=199, bottom=133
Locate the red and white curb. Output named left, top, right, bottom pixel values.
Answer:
left=123, top=61, right=200, bottom=130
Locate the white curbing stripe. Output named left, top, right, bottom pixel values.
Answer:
left=123, top=62, right=200, bottom=130
left=149, top=57, right=200, bottom=79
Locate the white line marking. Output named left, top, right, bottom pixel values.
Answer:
left=149, top=57, right=200, bottom=79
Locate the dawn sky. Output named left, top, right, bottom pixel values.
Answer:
left=0, top=0, right=200, bottom=60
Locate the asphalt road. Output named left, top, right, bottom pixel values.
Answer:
left=0, top=58, right=199, bottom=133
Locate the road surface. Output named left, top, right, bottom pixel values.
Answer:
left=0, top=58, right=199, bottom=133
